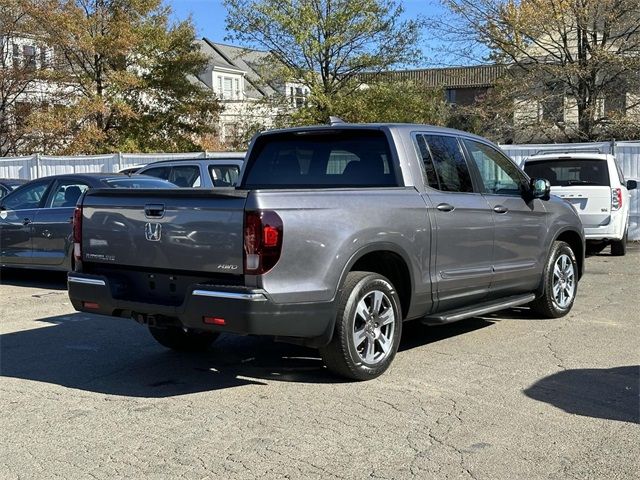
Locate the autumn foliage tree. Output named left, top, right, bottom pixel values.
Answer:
left=437, top=0, right=640, bottom=142
left=23, top=0, right=221, bottom=153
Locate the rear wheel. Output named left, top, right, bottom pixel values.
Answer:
left=530, top=241, right=578, bottom=318
left=148, top=326, right=219, bottom=352
left=320, top=272, right=402, bottom=381
left=610, top=227, right=628, bottom=256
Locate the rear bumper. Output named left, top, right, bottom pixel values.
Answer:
left=584, top=212, right=627, bottom=240
left=67, top=273, right=335, bottom=341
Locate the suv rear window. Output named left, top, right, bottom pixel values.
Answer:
left=242, top=130, right=397, bottom=188
left=524, top=159, right=610, bottom=187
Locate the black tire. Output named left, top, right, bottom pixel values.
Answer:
left=320, top=271, right=403, bottom=381
left=586, top=242, right=607, bottom=256
left=610, top=227, right=628, bottom=256
left=148, top=326, right=219, bottom=352
left=530, top=241, right=578, bottom=318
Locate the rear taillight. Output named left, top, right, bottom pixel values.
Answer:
left=72, top=206, right=82, bottom=263
left=244, top=210, right=283, bottom=275
left=611, top=188, right=622, bottom=211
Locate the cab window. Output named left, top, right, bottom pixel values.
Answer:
left=463, top=139, right=526, bottom=196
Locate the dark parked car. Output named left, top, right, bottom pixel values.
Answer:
left=0, top=179, right=28, bottom=198
left=0, top=173, right=176, bottom=271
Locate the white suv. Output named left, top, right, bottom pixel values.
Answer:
left=524, top=152, right=637, bottom=256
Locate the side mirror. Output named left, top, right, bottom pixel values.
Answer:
left=530, top=178, right=551, bottom=201
left=627, top=179, right=637, bottom=191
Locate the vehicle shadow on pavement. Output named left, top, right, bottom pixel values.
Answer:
left=0, top=313, right=336, bottom=396
left=399, top=318, right=495, bottom=352
left=0, top=268, right=68, bottom=291
left=1, top=313, right=493, bottom=397
left=524, top=366, right=640, bottom=424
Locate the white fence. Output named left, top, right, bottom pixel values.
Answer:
left=1, top=142, right=639, bottom=239
left=0, top=152, right=209, bottom=180
left=501, top=141, right=640, bottom=241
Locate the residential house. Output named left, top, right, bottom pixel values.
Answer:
left=197, top=39, right=310, bottom=143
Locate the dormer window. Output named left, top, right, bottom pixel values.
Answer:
left=217, top=75, right=242, bottom=100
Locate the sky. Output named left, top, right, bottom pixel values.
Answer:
left=166, top=0, right=456, bottom=66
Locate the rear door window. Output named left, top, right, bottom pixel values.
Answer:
left=242, top=130, right=397, bottom=188
left=524, top=159, right=610, bottom=187
left=417, top=134, right=474, bottom=192
left=170, top=165, right=201, bottom=187
left=48, top=181, right=89, bottom=208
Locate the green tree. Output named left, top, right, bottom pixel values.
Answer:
left=25, top=0, right=221, bottom=153
left=285, top=80, right=451, bottom=126
left=224, top=0, right=424, bottom=123
left=437, top=0, right=640, bottom=142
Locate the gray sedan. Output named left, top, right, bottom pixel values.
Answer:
left=0, top=173, right=176, bottom=271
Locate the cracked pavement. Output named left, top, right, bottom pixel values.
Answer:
left=1, top=244, right=639, bottom=479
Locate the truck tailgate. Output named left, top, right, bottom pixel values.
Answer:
left=81, top=189, right=247, bottom=274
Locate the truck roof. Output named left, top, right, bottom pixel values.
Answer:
left=258, top=123, right=496, bottom=144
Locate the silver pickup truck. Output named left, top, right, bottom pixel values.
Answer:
left=68, top=124, right=585, bottom=380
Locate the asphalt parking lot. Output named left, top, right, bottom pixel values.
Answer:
left=1, top=245, right=639, bottom=480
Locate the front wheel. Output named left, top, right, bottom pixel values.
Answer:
left=530, top=241, right=578, bottom=318
left=320, top=272, right=403, bottom=381
left=149, top=326, right=219, bottom=352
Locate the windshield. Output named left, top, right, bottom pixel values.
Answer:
left=242, top=130, right=397, bottom=189
left=524, top=159, right=610, bottom=187
left=105, top=178, right=178, bottom=188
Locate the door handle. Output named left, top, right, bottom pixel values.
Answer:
left=144, top=204, right=165, bottom=218
left=493, top=205, right=508, bottom=214
left=22, top=218, right=31, bottom=225
left=436, top=203, right=455, bottom=212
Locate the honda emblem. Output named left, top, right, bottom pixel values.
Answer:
left=145, top=222, right=162, bottom=242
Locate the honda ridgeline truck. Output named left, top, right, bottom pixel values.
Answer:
left=68, top=124, right=585, bottom=380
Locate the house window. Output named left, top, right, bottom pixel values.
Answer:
left=14, top=102, right=32, bottom=129
left=540, top=84, right=564, bottom=124
left=23, top=45, right=36, bottom=69
left=293, top=87, right=306, bottom=108
left=217, top=76, right=240, bottom=100
left=289, top=86, right=307, bottom=108
left=12, top=43, right=19, bottom=67
left=445, top=89, right=457, bottom=104
left=40, top=46, right=47, bottom=68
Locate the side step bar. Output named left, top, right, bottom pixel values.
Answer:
left=421, top=293, right=536, bottom=325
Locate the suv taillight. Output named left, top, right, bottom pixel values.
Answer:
left=611, top=188, right=622, bottom=211
left=244, top=210, right=283, bottom=275
left=72, top=206, right=82, bottom=263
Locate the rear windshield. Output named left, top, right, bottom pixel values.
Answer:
left=524, top=159, right=610, bottom=187
left=242, top=130, right=397, bottom=188
left=105, top=178, right=178, bottom=188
